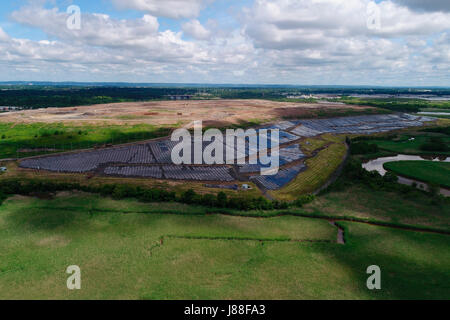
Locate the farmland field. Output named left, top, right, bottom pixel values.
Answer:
left=304, top=183, right=450, bottom=231
left=0, top=122, right=171, bottom=159
left=368, top=133, right=450, bottom=156
left=0, top=194, right=449, bottom=300
left=384, top=161, right=450, bottom=188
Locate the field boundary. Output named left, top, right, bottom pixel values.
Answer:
left=9, top=198, right=450, bottom=236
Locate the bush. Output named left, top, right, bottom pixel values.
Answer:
left=0, top=178, right=291, bottom=212
left=216, top=192, right=228, bottom=208
left=0, top=191, right=6, bottom=205
left=350, top=141, right=379, bottom=155
left=383, top=171, right=398, bottom=183
left=294, top=194, right=316, bottom=207
left=112, top=185, right=132, bottom=199
left=421, top=126, right=450, bottom=136
left=201, top=194, right=216, bottom=207
left=428, top=183, right=440, bottom=197
left=180, top=189, right=199, bottom=204
left=420, top=137, right=449, bottom=152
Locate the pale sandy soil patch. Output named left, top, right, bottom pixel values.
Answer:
left=0, top=99, right=376, bottom=127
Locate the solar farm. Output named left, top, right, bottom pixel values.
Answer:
left=19, top=113, right=435, bottom=192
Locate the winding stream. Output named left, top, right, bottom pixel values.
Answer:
left=362, top=154, right=450, bottom=197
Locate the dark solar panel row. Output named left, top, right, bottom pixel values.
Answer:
left=289, top=114, right=433, bottom=137
left=104, top=166, right=163, bottom=178
left=20, top=145, right=138, bottom=173
left=162, top=165, right=234, bottom=181
left=250, top=163, right=306, bottom=190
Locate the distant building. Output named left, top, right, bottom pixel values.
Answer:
left=0, top=106, right=22, bottom=112
left=166, top=95, right=192, bottom=100
left=286, top=94, right=313, bottom=99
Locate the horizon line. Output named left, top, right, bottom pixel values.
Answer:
left=1, top=81, right=450, bottom=89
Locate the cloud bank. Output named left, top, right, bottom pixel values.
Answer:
left=0, top=0, right=448, bottom=85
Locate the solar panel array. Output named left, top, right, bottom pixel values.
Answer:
left=250, top=163, right=306, bottom=190
left=128, top=145, right=155, bottom=164
left=20, top=146, right=138, bottom=173
left=162, top=165, right=234, bottom=181
left=104, top=166, right=163, bottom=178
left=238, top=144, right=305, bottom=173
left=148, top=140, right=178, bottom=163
left=289, top=114, right=433, bottom=137
left=269, top=120, right=300, bottom=130
left=257, top=126, right=300, bottom=144
left=102, top=164, right=234, bottom=181
left=280, top=144, right=305, bottom=165
left=19, top=113, right=435, bottom=189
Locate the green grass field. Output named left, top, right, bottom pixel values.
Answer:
left=0, top=193, right=449, bottom=299
left=384, top=161, right=450, bottom=188
left=0, top=122, right=171, bottom=159
left=306, top=184, right=450, bottom=231
left=369, top=134, right=450, bottom=156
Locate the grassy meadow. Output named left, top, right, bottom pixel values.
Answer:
left=368, top=132, right=450, bottom=156
left=0, top=193, right=449, bottom=300
left=0, top=122, right=172, bottom=159
left=305, top=183, right=450, bottom=231
left=384, top=161, right=450, bottom=188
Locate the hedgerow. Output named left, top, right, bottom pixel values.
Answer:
left=0, top=178, right=300, bottom=211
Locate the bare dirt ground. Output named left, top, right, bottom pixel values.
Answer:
left=0, top=99, right=375, bottom=127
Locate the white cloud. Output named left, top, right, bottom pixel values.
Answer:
left=1, top=0, right=449, bottom=85
left=182, top=20, right=211, bottom=40
left=11, top=8, right=160, bottom=49
left=10, top=6, right=209, bottom=64
left=239, top=0, right=450, bottom=83
left=111, top=0, right=212, bottom=19
left=373, top=1, right=450, bottom=37
left=244, top=0, right=450, bottom=51
left=0, top=27, right=10, bottom=42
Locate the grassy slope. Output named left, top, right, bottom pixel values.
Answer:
left=384, top=161, right=450, bottom=188
left=370, top=134, right=450, bottom=156
left=0, top=195, right=335, bottom=299
left=271, top=134, right=347, bottom=200
left=305, top=184, right=450, bottom=231
left=0, top=194, right=449, bottom=299
left=0, top=122, right=172, bottom=159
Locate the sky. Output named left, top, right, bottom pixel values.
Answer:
left=0, top=0, right=449, bottom=86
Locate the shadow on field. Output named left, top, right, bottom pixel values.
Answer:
left=6, top=205, right=78, bottom=231
left=312, top=222, right=450, bottom=299
left=3, top=195, right=168, bottom=232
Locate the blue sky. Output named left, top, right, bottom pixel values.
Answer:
left=0, top=0, right=449, bottom=85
